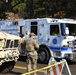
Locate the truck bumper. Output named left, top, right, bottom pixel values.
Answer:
left=72, top=52, right=76, bottom=60
left=64, top=52, right=76, bottom=61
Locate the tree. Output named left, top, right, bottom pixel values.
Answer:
left=11, top=0, right=26, bottom=18
left=0, top=0, right=6, bottom=19
left=0, top=0, right=76, bottom=19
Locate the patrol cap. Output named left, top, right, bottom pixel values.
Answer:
left=30, top=33, right=35, bottom=36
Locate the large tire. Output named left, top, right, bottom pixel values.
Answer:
left=0, top=61, right=15, bottom=74
left=38, top=47, right=50, bottom=64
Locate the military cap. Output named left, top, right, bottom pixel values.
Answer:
left=30, top=33, right=35, bottom=36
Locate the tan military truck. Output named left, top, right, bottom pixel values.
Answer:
left=0, top=31, right=20, bottom=74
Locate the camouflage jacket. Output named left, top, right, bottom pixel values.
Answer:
left=24, top=38, right=39, bottom=56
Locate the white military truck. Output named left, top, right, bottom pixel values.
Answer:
left=0, top=18, right=76, bottom=64
left=0, top=31, right=20, bottom=74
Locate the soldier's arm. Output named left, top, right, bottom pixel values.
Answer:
left=34, top=40, right=39, bottom=50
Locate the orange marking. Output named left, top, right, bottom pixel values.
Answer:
left=46, top=61, right=63, bottom=75
left=47, top=68, right=50, bottom=75
left=58, top=64, right=62, bottom=72
left=53, top=65, right=57, bottom=75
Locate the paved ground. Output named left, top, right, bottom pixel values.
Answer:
left=1, top=56, right=76, bottom=75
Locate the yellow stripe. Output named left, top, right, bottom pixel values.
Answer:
left=14, top=66, right=26, bottom=70
left=14, top=66, right=45, bottom=72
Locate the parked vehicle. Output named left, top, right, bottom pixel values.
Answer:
left=0, top=31, right=20, bottom=74
left=22, top=18, right=76, bottom=63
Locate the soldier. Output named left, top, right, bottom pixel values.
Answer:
left=25, top=33, right=39, bottom=75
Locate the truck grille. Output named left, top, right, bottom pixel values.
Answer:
left=14, top=40, right=19, bottom=47
left=73, top=40, right=76, bottom=52
left=5, top=40, right=11, bottom=48
left=73, top=40, right=76, bottom=45
left=5, top=40, right=19, bottom=48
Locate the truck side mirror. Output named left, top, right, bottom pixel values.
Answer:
left=65, top=27, right=69, bottom=35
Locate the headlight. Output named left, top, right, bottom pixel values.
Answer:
left=63, top=45, right=69, bottom=47
left=67, top=41, right=72, bottom=44
left=67, top=41, right=73, bottom=47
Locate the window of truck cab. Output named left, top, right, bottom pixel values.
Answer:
left=60, top=23, right=76, bottom=36
left=50, top=25, right=60, bottom=36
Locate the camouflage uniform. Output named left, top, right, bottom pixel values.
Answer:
left=25, top=33, right=39, bottom=75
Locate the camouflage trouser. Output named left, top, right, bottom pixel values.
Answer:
left=26, top=54, right=38, bottom=73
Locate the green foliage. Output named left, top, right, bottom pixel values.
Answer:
left=0, top=0, right=6, bottom=19
left=11, top=0, right=21, bottom=6
left=1, top=0, right=76, bottom=19
left=11, top=0, right=26, bottom=18
left=13, top=3, right=26, bottom=12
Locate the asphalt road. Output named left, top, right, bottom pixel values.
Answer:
left=1, top=56, right=76, bottom=75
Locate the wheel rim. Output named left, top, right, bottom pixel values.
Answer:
left=39, top=51, right=46, bottom=62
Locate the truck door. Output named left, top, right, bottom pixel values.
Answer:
left=38, top=21, right=47, bottom=43
left=49, top=24, right=61, bottom=57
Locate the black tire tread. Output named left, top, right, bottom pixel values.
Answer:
left=0, top=61, right=15, bottom=74
left=38, top=47, right=50, bottom=64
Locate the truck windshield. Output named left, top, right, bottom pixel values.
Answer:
left=61, top=23, right=76, bottom=36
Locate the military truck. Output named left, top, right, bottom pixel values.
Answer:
left=0, top=31, right=20, bottom=74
